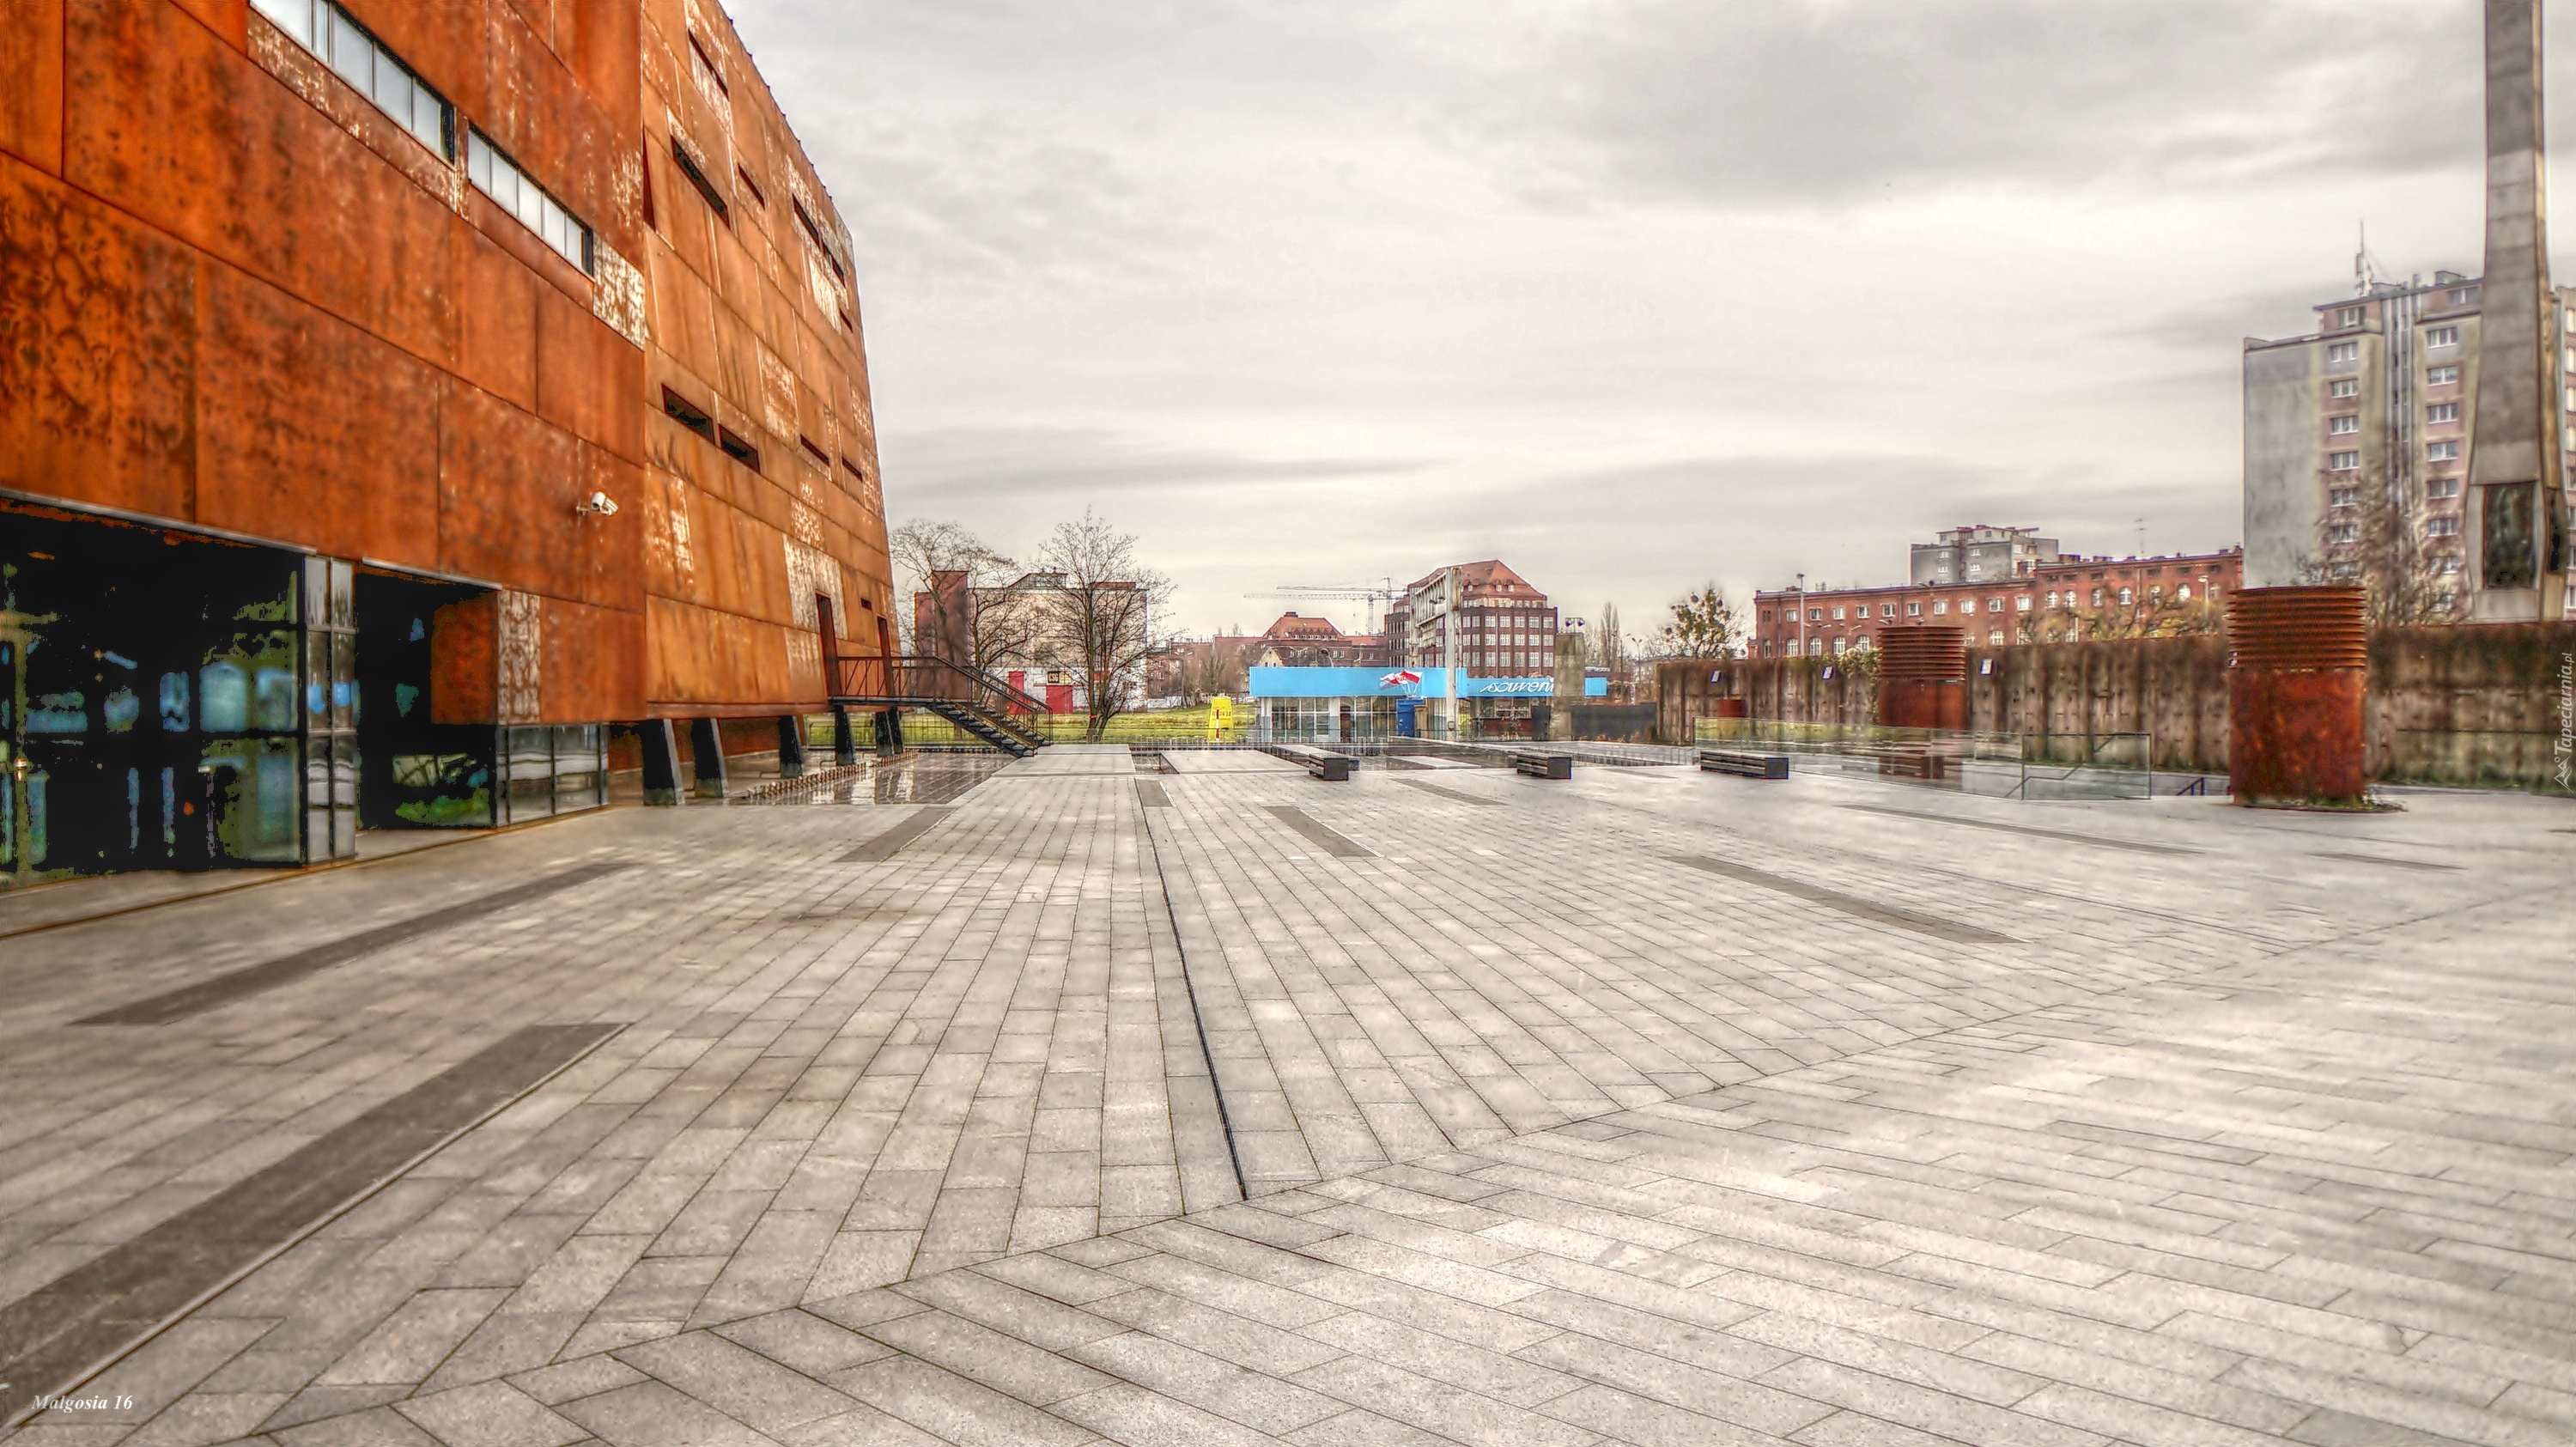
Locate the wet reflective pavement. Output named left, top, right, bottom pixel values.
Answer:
left=1, top=746, right=2568, bottom=1445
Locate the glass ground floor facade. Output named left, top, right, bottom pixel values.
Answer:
left=2, top=501, right=603, bottom=885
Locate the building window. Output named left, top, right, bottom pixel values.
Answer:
left=2327, top=341, right=2360, bottom=363
left=2436, top=556, right=2462, bottom=575
left=2328, top=415, right=2360, bottom=435
left=2090, top=587, right=2104, bottom=606
left=1906, top=602, right=1922, bottom=617
left=2014, top=596, right=2032, bottom=611
left=1932, top=600, right=1947, bottom=615
left=2329, top=451, right=2360, bottom=471
left=670, top=137, right=731, bottom=222
left=2427, top=515, right=2461, bottom=537
left=1987, top=597, right=2005, bottom=613
left=2428, top=364, right=2460, bottom=386
left=2427, top=440, right=2460, bottom=462
left=466, top=131, right=593, bottom=272
left=2329, top=486, right=2360, bottom=508
left=2425, top=325, right=2461, bottom=349
left=2450, top=286, right=2477, bottom=305
left=2118, top=587, right=2134, bottom=605
left=2176, top=584, right=2190, bottom=600
left=1832, top=636, right=1848, bottom=654
left=1831, top=606, right=1844, bottom=621
left=1807, top=639, right=1823, bottom=656
left=2326, top=524, right=2360, bottom=544
left=1808, top=608, right=1822, bottom=622
left=2329, top=378, right=2360, bottom=399
left=2045, top=591, right=2059, bottom=607
left=1880, top=604, right=1894, bottom=617
left=2427, top=477, right=2461, bottom=499
left=1989, top=629, right=2005, bottom=645
left=2427, top=402, right=2459, bottom=424
left=252, top=0, right=453, bottom=158
left=2336, top=306, right=2364, bottom=327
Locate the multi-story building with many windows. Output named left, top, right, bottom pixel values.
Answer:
left=1750, top=530, right=2242, bottom=658
left=1398, top=561, right=1561, bottom=677
left=2243, top=270, right=2576, bottom=614
left=1, top=0, right=890, bottom=882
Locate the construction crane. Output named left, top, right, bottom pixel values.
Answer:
left=1241, top=581, right=1404, bottom=630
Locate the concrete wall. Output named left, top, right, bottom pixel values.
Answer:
left=1669, top=624, right=2576, bottom=791
left=2243, top=338, right=2324, bottom=588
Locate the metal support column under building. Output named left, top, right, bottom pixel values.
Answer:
left=775, top=715, right=806, bottom=779
left=689, top=719, right=726, bottom=799
left=831, top=706, right=857, bottom=766
left=638, top=720, right=682, bottom=806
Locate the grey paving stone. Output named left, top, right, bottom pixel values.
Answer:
left=9, top=769, right=2573, bottom=1447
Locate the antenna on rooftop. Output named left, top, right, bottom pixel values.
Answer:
left=2354, top=221, right=2377, bottom=296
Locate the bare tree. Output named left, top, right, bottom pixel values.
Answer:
left=1030, top=510, right=1170, bottom=741
left=1176, top=636, right=1254, bottom=702
left=2309, top=465, right=2457, bottom=625
left=886, top=519, right=1032, bottom=673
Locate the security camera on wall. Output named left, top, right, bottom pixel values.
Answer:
left=577, top=491, right=619, bottom=517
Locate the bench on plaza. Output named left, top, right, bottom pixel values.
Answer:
left=1269, top=744, right=1354, bottom=781
left=1511, top=751, right=1573, bottom=780
left=1698, top=749, right=1789, bottom=779
left=1877, top=745, right=1947, bottom=781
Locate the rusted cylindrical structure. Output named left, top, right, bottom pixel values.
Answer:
left=1875, top=627, right=1965, bottom=730
left=2227, top=586, right=2367, bottom=806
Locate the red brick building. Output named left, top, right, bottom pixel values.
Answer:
left=1753, top=544, right=2244, bottom=658
left=2, top=0, right=888, bottom=880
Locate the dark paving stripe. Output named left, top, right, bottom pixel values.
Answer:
left=840, top=806, right=955, bottom=862
left=1266, top=806, right=1373, bottom=858
left=75, top=862, right=633, bottom=1026
left=1839, top=802, right=2192, bottom=855
left=2312, top=850, right=2460, bottom=872
left=1395, top=778, right=1502, bottom=806
left=1136, top=780, right=1173, bottom=809
left=1672, top=855, right=2014, bottom=945
left=0, top=1024, right=619, bottom=1427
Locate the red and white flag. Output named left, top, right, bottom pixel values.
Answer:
left=1380, top=669, right=1421, bottom=689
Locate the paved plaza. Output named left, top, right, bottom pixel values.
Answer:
left=0, top=745, right=2570, bottom=1447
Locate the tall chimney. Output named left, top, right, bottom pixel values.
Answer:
left=2467, top=0, right=2569, bottom=619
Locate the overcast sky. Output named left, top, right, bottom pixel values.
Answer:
left=731, top=0, right=2573, bottom=639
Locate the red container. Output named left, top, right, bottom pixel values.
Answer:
left=2227, top=587, right=2367, bottom=806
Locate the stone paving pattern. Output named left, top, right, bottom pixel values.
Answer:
left=1, top=745, right=2569, bottom=1445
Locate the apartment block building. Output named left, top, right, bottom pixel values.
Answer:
left=1751, top=529, right=2241, bottom=658
left=1910, top=525, right=2060, bottom=586
left=2243, top=271, right=2576, bottom=613
left=1, top=0, right=889, bottom=882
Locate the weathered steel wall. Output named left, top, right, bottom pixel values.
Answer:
left=1966, top=638, right=2232, bottom=772
left=1685, top=623, right=2575, bottom=790
left=639, top=0, right=891, bottom=717
left=0, top=0, right=891, bottom=724
left=2369, top=623, right=2576, bottom=787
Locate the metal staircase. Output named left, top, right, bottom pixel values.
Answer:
left=829, top=654, right=1054, bottom=758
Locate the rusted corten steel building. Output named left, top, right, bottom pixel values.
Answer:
left=0, top=0, right=890, bottom=884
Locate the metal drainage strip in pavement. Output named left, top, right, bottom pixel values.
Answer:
left=73, top=861, right=635, bottom=1027
left=2311, top=850, right=2461, bottom=872
left=1395, top=778, right=1502, bottom=806
left=1135, top=780, right=1173, bottom=808
left=838, top=806, right=955, bottom=862
left=1266, top=805, right=1372, bottom=858
left=0, top=1023, right=622, bottom=1429
left=1672, top=854, right=2014, bottom=945
left=1838, top=802, right=2191, bottom=855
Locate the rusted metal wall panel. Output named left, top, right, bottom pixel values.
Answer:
left=0, top=0, right=65, bottom=172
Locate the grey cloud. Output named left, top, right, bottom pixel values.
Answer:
left=883, top=425, right=1431, bottom=504
left=1467, top=0, right=2476, bottom=209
